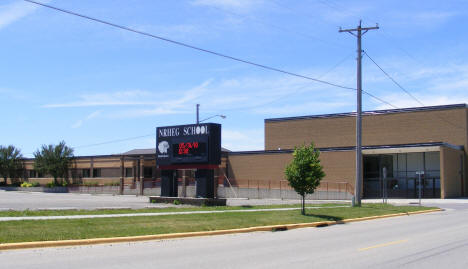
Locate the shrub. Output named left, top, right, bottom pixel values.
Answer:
left=46, top=182, right=56, bottom=188
left=21, top=182, right=33, bottom=188
left=104, top=182, right=120, bottom=186
left=31, top=182, right=40, bottom=187
left=173, top=199, right=181, bottom=205
left=83, top=181, right=100, bottom=187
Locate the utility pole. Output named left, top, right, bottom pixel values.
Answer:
left=339, top=20, right=378, bottom=207
left=196, top=104, right=200, bottom=124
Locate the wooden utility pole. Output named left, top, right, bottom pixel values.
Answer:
left=339, top=20, right=378, bottom=206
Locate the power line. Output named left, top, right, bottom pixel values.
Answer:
left=24, top=0, right=397, bottom=109
left=363, top=50, right=464, bottom=130
left=363, top=51, right=424, bottom=106
left=25, top=133, right=155, bottom=156
left=72, top=133, right=155, bottom=149
left=204, top=3, right=347, bottom=50
left=23, top=0, right=353, bottom=92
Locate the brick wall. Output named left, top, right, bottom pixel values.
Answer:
left=265, top=107, right=467, bottom=150
left=227, top=150, right=355, bottom=190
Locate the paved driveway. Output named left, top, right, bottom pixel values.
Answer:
left=0, top=190, right=171, bottom=210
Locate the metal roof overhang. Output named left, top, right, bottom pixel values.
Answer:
left=363, top=145, right=441, bottom=155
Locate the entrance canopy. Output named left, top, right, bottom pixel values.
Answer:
left=362, top=142, right=464, bottom=199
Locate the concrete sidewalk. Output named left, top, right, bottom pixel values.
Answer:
left=363, top=198, right=468, bottom=204
left=0, top=205, right=348, bottom=222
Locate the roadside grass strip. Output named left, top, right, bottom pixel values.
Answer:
left=0, top=203, right=347, bottom=217
left=0, top=206, right=349, bottom=221
left=0, top=204, right=440, bottom=247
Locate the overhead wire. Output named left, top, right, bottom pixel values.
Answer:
left=23, top=0, right=353, bottom=92
left=23, top=0, right=396, bottom=110
left=220, top=52, right=355, bottom=112
left=24, top=133, right=156, bottom=157
left=22, top=0, right=417, bottom=153
left=203, top=4, right=347, bottom=50
left=363, top=51, right=423, bottom=106
left=363, top=50, right=464, bottom=130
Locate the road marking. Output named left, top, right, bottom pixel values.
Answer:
left=359, top=239, right=408, bottom=251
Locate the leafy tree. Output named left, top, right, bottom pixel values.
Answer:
left=0, top=145, right=25, bottom=185
left=34, top=141, right=74, bottom=185
left=285, top=143, right=325, bottom=215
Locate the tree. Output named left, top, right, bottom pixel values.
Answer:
left=0, top=145, right=24, bottom=185
left=285, top=143, right=325, bottom=215
left=34, top=141, right=74, bottom=185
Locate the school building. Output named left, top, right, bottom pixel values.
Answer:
left=19, top=103, right=467, bottom=199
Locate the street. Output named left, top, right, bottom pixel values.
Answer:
left=1, top=202, right=467, bottom=268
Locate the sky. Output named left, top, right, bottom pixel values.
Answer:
left=1, top=0, right=467, bottom=157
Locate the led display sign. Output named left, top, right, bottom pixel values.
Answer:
left=156, top=123, right=221, bottom=166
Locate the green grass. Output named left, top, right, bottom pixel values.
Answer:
left=0, top=204, right=437, bottom=243
left=0, top=203, right=347, bottom=217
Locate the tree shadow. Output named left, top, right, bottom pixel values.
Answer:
left=304, top=213, right=344, bottom=223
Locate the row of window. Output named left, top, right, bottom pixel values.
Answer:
left=27, top=167, right=154, bottom=178
left=28, top=168, right=102, bottom=178
left=82, top=168, right=101, bottom=178
left=126, top=167, right=154, bottom=178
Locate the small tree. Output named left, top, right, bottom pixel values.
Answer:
left=0, top=145, right=24, bottom=185
left=34, top=141, right=74, bottom=186
left=285, top=143, right=325, bottom=215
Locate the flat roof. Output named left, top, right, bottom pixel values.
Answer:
left=265, top=103, right=467, bottom=122
left=228, top=142, right=463, bottom=156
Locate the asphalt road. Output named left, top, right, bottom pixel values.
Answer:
left=1, top=203, right=467, bottom=268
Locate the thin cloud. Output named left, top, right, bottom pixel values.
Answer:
left=71, top=110, right=102, bottom=129
left=191, top=0, right=264, bottom=11
left=0, top=0, right=50, bottom=29
left=222, top=128, right=263, bottom=151
left=44, top=90, right=157, bottom=108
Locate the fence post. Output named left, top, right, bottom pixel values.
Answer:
left=257, top=180, right=260, bottom=199
left=326, top=182, right=329, bottom=200
left=280, top=181, right=282, bottom=199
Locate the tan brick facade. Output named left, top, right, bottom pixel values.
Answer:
left=265, top=107, right=467, bottom=150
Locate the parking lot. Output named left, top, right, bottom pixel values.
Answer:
left=0, top=190, right=166, bottom=210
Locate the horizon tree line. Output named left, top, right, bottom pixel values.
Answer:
left=0, top=141, right=74, bottom=186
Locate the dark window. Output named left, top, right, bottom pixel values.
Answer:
left=29, top=170, right=37, bottom=178
left=144, top=167, right=153, bottom=178
left=125, top=168, right=132, bottom=177
left=93, top=168, right=101, bottom=178
left=37, top=171, right=44, bottom=178
left=82, top=169, right=90, bottom=178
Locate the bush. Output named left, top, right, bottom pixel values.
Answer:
left=46, top=182, right=56, bottom=188
left=31, top=182, right=40, bottom=187
left=104, top=182, right=120, bottom=186
left=21, top=182, right=33, bottom=188
left=173, top=199, right=181, bottom=205
left=83, top=181, right=100, bottom=187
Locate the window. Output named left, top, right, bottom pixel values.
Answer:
left=93, top=168, right=101, bottom=178
left=144, top=167, right=153, bottom=178
left=82, top=169, right=90, bottom=178
left=29, top=170, right=37, bottom=178
left=125, top=168, right=132, bottom=177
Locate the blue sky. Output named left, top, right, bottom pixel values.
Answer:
left=1, top=0, right=467, bottom=157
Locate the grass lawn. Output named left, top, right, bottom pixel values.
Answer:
left=0, top=204, right=437, bottom=244
left=0, top=203, right=348, bottom=217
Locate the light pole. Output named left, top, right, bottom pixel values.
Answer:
left=196, top=104, right=200, bottom=124
left=199, top=114, right=226, bottom=123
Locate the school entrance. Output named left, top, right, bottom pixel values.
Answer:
left=363, top=152, right=441, bottom=198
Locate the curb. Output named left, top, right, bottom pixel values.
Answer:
left=0, top=208, right=442, bottom=251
